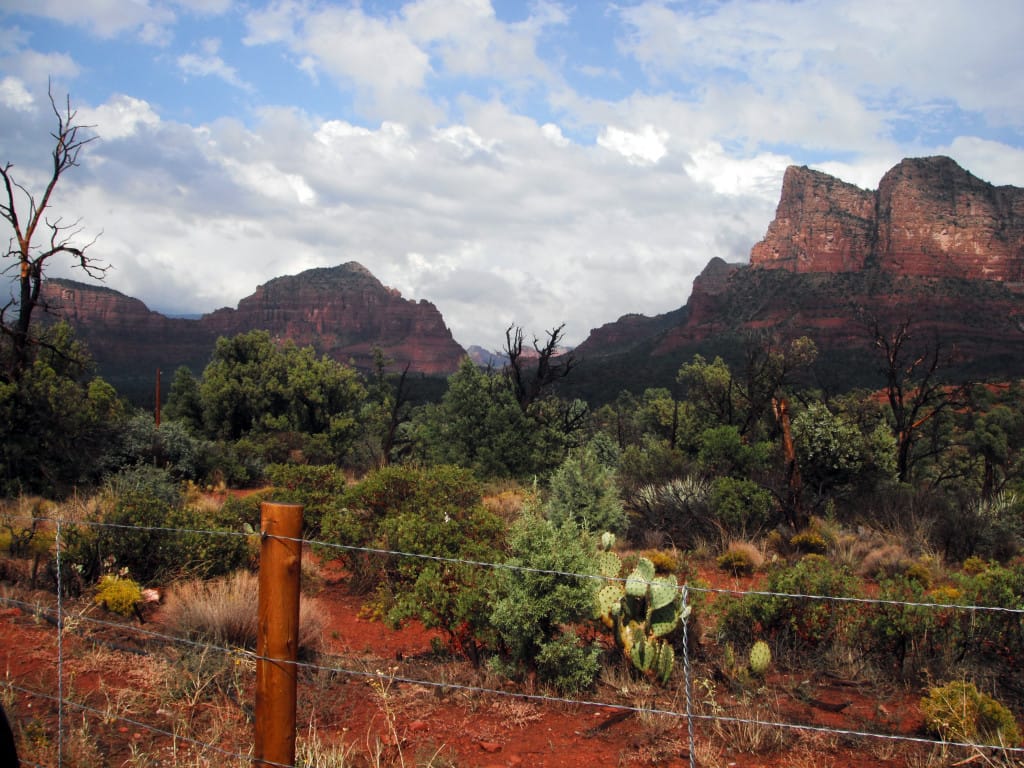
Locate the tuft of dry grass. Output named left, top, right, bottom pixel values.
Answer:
left=858, top=542, right=912, bottom=579
left=163, top=569, right=325, bottom=654
left=716, top=540, right=765, bottom=576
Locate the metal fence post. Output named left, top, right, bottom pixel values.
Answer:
left=254, top=502, right=304, bottom=768
left=681, top=584, right=695, bottom=768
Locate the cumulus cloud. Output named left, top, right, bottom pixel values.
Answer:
left=0, top=76, right=33, bottom=112
left=3, top=0, right=177, bottom=43
left=598, top=125, right=668, bottom=165
left=79, top=95, right=160, bottom=140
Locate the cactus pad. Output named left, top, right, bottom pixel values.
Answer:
left=625, top=557, right=656, bottom=597
left=749, top=640, right=771, bottom=676
left=649, top=576, right=679, bottom=610
left=595, top=583, right=625, bottom=627
left=596, top=550, right=622, bottom=579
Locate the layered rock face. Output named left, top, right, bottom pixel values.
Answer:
left=42, top=281, right=218, bottom=374
left=751, top=156, right=1024, bottom=280
left=578, top=157, right=1024, bottom=385
left=875, top=157, right=1024, bottom=280
left=749, top=166, right=876, bottom=272
left=201, top=263, right=465, bottom=374
left=42, top=262, right=467, bottom=394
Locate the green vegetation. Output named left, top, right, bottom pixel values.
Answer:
left=489, top=512, right=602, bottom=692
left=921, top=680, right=1021, bottom=746
left=4, top=317, right=1024, bottom=759
left=94, top=574, right=142, bottom=616
left=596, top=553, right=688, bottom=685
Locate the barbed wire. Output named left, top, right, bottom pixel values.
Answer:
left=2, top=513, right=1023, bottom=766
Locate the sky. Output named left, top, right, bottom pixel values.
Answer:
left=1, top=0, right=1023, bottom=352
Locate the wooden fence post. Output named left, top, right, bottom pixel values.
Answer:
left=254, top=502, right=304, bottom=767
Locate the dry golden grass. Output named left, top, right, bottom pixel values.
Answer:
left=163, top=569, right=325, bottom=654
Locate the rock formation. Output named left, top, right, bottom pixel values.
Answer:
left=750, top=156, right=1024, bottom=280
left=41, top=262, right=467, bottom=398
left=576, top=156, right=1024, bottom=388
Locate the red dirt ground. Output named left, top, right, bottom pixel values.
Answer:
left=0, top=557, right=1003, bottom=768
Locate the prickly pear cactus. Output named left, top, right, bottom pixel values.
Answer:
left=600, top=531, right=617, bottom=551
left=595, top=555, right=686, bottom=685
left=749, top=640, right=771, bottom=676
left=625, top=557, right=656, bottom=597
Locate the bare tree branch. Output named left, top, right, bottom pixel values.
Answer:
left=503, top=322, right=576, bottom=410
left=1, top=85, right=103, bottom=378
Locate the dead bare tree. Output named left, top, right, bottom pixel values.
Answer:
left=866, top=316, right=969, bottom=483
left=1, top=86, right=104, bottom=378
left=503, top=322, right=577, bottom=410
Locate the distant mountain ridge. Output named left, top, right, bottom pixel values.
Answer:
left=42, top=157, right=1024, bottom=404
left=42, top=262, right=466, bottom=398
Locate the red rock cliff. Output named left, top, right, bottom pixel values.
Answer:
left=42, top=262, right=466, bottom=384
left=751, top=157, right=1024, bottom=280
left=203, top=263, right=465, bottom=374
left=750, top=166, right=876, bottom=272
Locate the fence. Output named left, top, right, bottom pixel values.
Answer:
left=1, top=504, right=1023, bottom=768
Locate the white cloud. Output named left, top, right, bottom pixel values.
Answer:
left=296, top=6, right=437, bottom=123
left=685, top=143, right=791, bottom=198
left=598, top=125, right=668, bottom=165
left=172, top=0, right=232, bottom=13
left=3, top=0, right=177, bottom=43
left=79, top=95, right=160, bottom=140
left=401, top=0, right=564, bottom=83
left=222, top=158, right=317, bottom=206
left=615, top=0, right=1024, bottom=148
left=7, top=0, right=1023, bottom=353
left=243, top=0, right=308, bottom=46
left=0, top=76, right=33, bottom=112
left=177, top=38, right=252, bottom=91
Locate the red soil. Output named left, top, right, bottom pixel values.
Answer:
left=0, top=561, right=988, bottom=767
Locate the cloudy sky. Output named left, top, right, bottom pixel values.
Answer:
left=1, top=0, right=1022, bottom=351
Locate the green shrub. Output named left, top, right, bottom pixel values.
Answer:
left=860, top=573, right=961, bottom=680
left=903, top=561, right=933, bottom=588
left=790, top=530, right=828, bottom=555
left=921, top=680, right=1021, bottom=746
left=642, top=548, right=681, bottom=574
left=950, top=560, right=1024, bottom=674
left=717, top=555, right=862, bottom=657
left=95, top=466, right=251, bottom=584
left=545, top=444, right=626, bottom=534
left=962, top=556, right=988, bottom=575
left=327, top=465, right=505, bottom=664
left=534, top=630, right=602, bottom=695
left=98, top=467, right=183, bottom=584
left=264, top=463, right=348, bottom=537
left=218, top=491, right=272, bottom=531
left=94, top=574, right=142, bottom=616
left=166, top=502, right=254, bottom=580
left=709, top=476, right=776, bottom=539
left=489, top=513, right=601, bottom=689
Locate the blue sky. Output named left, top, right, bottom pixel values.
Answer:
left=1, top=0, right=1022, bottom=350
